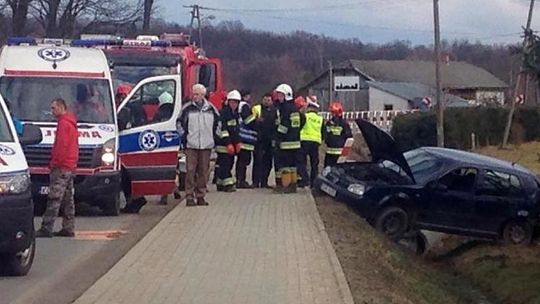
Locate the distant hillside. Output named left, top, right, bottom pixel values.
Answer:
left=0, top=16, right=516, bottom=99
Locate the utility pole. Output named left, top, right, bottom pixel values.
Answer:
left=328, top=60, right=334, bottom=111
left=184, top=4, right=203, bottom=48
left=433, top=0, right=444, bottom=147
left=502, top=0, right=535, bottom=148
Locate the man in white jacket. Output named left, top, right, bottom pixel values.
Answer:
left=177, top=84, right=219, bottom=206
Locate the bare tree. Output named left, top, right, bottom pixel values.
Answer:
left=2, top=0, right=33, bottom=36
left=142, top=0, right=153, bottom=32
left=32, top=0, right=143, bottom=38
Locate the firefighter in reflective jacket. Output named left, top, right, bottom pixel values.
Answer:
left=215, top=90, right=242, bottom=192
left=275, top=84, right=306, bottom=193
left=236, top=90, right=258, bottom=188
left=324, top=101, right=352, bottom=167
left=298, top=96, right=324, bottom=187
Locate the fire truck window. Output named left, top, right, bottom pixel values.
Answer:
left=197, top=64, right=216, bottom=93
left=122, top=79, right=176, bottom=129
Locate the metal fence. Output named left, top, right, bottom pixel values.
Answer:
left=320, top=110, right=419, bottom=133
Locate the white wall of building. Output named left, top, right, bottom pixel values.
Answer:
left=368, top=87, right=411, bottom=111
left=475, top=90, right=505, bottom=106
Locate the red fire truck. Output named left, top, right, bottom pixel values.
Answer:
left=72, top=33, right=226, bottom=110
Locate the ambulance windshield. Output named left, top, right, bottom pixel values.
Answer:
left=0, top=77, right=114, bottom=124
left=0, top=104, right=13, bottom=142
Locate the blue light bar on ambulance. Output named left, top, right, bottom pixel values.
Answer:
left=71, top=39, right=174, bottom=48
left=7, top=37, right=37, bottom=46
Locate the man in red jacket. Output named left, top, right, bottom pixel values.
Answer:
left=36, top=98, right=79, bottom=238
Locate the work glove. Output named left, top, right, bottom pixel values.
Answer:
left=227, top=144, right=236, bottom=156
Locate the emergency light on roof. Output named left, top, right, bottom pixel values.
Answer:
left=71, top=39, right=181, bottom=48
left=7, top=37, right=37, bottom=46
left=136, top=35, right=159, bottom=41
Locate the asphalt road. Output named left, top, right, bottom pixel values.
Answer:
left=0, top=195, right=181, bottom=304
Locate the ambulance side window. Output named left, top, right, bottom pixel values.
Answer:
left=119, top=80, right=176, bottom=130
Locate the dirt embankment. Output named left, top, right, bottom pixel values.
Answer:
left=314, top=193, right=493, bottom=304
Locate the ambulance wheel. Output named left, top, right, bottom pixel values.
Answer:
left=102, top=192, right=121, bottom=216
left=2, top=234, right=35, bottom=276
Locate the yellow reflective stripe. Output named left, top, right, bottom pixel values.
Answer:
left=221, top=130, right=230, bottom=138
left=252, top=105, right=262, bottom=118
left=326, top=147, right=343, bottom=155
left=327, top=126, right=343, bottom=135
left=280, top=141, right=301, bottom=150
left=244, top=114, right=256, bottom=124
left=222, top=177, right=236, bottom=186
left=215, top=146, right=228, bottom=153
left=277, top=125, right=288, bottom=134
left=290, top=112, right=301, bottom=128
left=227, top=119, right=237, bottom=126
left=241, top=143, right=255, bottom=151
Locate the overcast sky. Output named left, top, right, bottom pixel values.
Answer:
left=160, top=0, right=539, bottom=45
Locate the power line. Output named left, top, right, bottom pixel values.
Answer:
left=196, top=0, right=428, bottom=13
left=208, top=9, right=512, bottom=38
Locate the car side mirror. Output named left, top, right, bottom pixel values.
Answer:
left=19, top=124, right=43, bottom=146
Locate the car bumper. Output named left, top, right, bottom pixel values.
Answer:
left=0, top=191, right=34, bottom=254
left=314, top=175, right=376, bottom=220
left=31, top=171, right=121, bottom=206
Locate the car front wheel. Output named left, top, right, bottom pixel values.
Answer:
left=3, top=235, right=36, bottom=276
left=502, top=221, right=532, bottom=245
left=375, top=206, right=409, bottom=240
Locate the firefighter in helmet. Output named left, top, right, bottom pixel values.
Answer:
left=324, top=101, right=352, bottom=167
left=274, top=84, right=305, bottom=193
left=236, top=90, right=258, bottom=188
left=215, top=90, right=242, bottom=192
left=298, top=96, right=324, bottom=187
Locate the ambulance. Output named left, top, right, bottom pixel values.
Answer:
left=0, top=93, right=42, bottom=276
left=0, top=38, right=182, bottom=215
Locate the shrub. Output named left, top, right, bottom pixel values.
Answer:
left=391, top=107, right=540, bottom=151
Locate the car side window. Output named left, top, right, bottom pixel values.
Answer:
left=476, top=170, right=522, bottom=197
left=438, top=168, right=478, bottom=192
left=119, top=79, right=176, bottom=130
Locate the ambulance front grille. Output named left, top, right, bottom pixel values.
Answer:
left=22, top=146, right=99, bottom=169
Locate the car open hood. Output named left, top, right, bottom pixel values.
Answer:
left=356, top=119, right=415, bottom=183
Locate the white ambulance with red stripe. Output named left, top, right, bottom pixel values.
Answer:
left=0, top=38, right=182, bottom=215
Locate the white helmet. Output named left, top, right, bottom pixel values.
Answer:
left=306, top=96, right=320, bottom=109
left=158, top=91, right=174, bottom=106
left=226, top=90, right=241, bottom=101
left=275, top=83, right=293, bottom=101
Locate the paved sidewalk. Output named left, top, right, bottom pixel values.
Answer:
left=75, top=189, right=354, bottom=304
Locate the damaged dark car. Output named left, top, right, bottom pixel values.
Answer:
left=314, top=119, right=540, bottom=245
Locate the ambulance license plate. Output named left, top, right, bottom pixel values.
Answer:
left=320, top=183, right=336, bottom=197
left=39, top=186, right=49, bottom=195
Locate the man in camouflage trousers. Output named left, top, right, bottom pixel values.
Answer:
left=36, top=98, right=79, bottom=238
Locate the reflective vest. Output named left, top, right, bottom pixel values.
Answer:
left=300, top=112, right=323, bottom=144
left=252, top=104, right=262, bottom=119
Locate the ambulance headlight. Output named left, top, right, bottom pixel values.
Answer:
left=0, top=172, right=30, bottom=194
left=101, top=139, right=116, bottom=166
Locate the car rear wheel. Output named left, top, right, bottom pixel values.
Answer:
left=3, top=235, right=35, bottom=276
left=375, top=206, right=409, bottom=240
left=503, top=221, right=532, bottom=245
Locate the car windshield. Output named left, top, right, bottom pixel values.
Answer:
left=0, top=77, right=114, bottom=124
left=0, top=103, right=14, bottom=142
left=112, top=66, right=173, bottom=86
left=379, top=149, right=443, bottom=184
